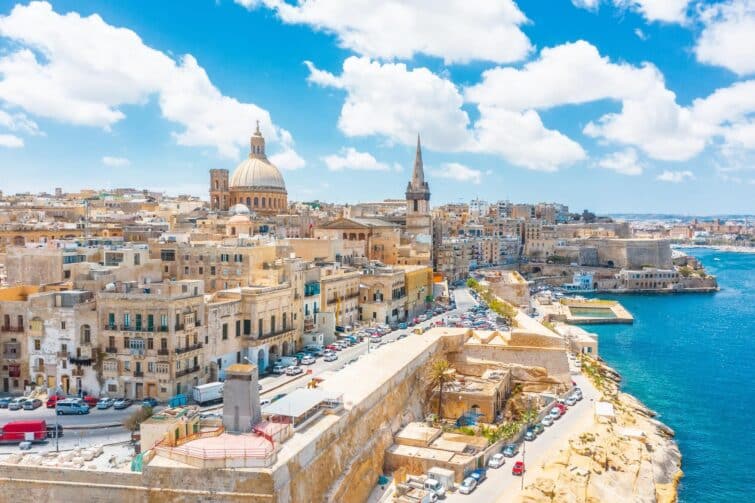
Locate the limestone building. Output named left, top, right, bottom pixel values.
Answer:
left=209, top=124, right=287, bottom=215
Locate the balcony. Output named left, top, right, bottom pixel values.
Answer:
left=175, top=342, right=203, bottom=355
left=133, top=370, right=144, bottom=378
left=105, top=347, right=118, bottom=354
left=157, top=349, right=170, bottom=356
left=57, top=351, right=69, bottom=359
left=255, top=328, right=295, bottom=342
left=69, top=356, right=93, bottom=366
left=175, top=365, right=201, bottom=378
left=71, top=368, right=85, bottom=377
left=2, top=352, right=20, bottom=360
left=0, top=326, right=23, bottom=333
left=32, top=365, right=47, bottom=373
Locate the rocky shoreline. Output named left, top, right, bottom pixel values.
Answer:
left=519, top=357, right=683, bottom=503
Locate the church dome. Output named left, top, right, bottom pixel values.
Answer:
left=229, top=203, right=251, bottom=215
left=229, top=124, right=286, bottom=193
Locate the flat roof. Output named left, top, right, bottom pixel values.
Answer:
left=261, top=388, right=341, bottom=418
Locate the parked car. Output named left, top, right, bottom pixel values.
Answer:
left=512, top=461, right=526, bottom=476
left=541, top=415, right=554, bottom=427
left=22, top=398, right=42, bottom=410
left=300, top=355, right=316, bottom=365
left=142, top=397, right=158, bottom=408
left=82, top=395, right=99, bottom=408
left=323, top=353, right=337, bottom=362
left=458, top=477, right=477, bottom=495
left=470, top=468, right=487, bottom=483
left=113, top=398, right=133, bottom=410
left=502, top=443, right=519, bottom=457
left=285, top=366, right=303, bottom=376
left=56, top=399, right=90, bottom=415
left=97, top=397, right=114, bottom=410
left=549, top=407, right=562, bottom=420
left=325, top=344, right=340, bottom=352
left=272, top=363, right=287, bottom=374
left=524, top=429, right=537, bottom=441
left=398, top=322, right=407, bottom=330
left=7, top=397, right=27, bottom=411
left=533, top=423, right=545, bottom=435
left=488, top=453, right=506, bottom=468
left=46, top=395, right=64, bottom=408
left=565, top=395, right=578, bottom=406
left=0, top=397, right=12, bottom=408
left=555, top=403, right=568, bottom=414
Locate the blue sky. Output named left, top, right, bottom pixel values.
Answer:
left=0, top=0, right=754, bottom=214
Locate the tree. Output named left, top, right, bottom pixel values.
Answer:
left=427, top=358, right=453, bottom=421
left=466, top=278, right=479, bottom=289
left=123, top=406, right=153, bottom=433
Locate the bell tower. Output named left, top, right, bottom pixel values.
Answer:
left=210, top=169, right=229, bottom=211
left=405, top=134, right=431, bottom=238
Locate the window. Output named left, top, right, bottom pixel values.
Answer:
left=222, top=323, right=228, bottom=340
left=148, top=362, right=155, bottom=373
left=123, top=313, right=131, bottom=329
left=160, top=314, right=168, bottom=330
left=243, top=319, right=251, bottom=335
left=61, top=321, right=66, bottom=329
left=80, top=325, right=91, bottom=344
left=258, top=319, right=263, bottom=337
left=147, top=338, right=154, bottom=350
left=160, top=249, right=176, bottom=262
left=283, top=313, right=287, bottom=330
left=34, top=339, right=41, bottom=351
left=147, top=314, right=154, bottom=331
left=161, top=338, right=168, bottom=350
left=124, top=337, right=130, bottom=349
left=235, top=320, right=240, bottom=338
left=124, top=360, right=131, bottom=371
left=210, top=266, right=216, bottom=275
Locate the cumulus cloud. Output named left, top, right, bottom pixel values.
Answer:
left=656, top=170, right=695, bottom=183
left=572, top=0, right=691, bottom=23
left=322, top=147, right=395, bottom=172
left=306, top=57, right=472, bottom=152
left=0, top=109, right=41, bottom=136
left=102, top=156, right=130, bottom=167
left=695, top=0, right=755, bottom=75
left=0, top=1, right=300, bottom=160
left=430, top=163, right=483, bottom=184
left=596, top=149, right=644, bottom=175
left=0, top=133, right=23, bottom=148
left=239, top=0, right=532, bottom=64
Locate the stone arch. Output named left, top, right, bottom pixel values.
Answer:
left=282, top=341, right=290, bottom=356
left=358, top=233, right=366, bottom=240
left=257, top=348, right=266, bottom=373
left=12, top=235, right=25, bottom=246
left=269, top=344, right=279, bottom=362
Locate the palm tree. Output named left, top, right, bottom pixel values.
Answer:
left=427, top=358, right=453, bottom=421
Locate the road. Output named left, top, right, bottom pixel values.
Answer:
left=444, top=372, right=600, bottom=503
left=255, top=288, right=478, bottom=400
left=0, top=402, right=151, bottom=426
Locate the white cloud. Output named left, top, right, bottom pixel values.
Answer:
left=0, top=1, right=300, bottom=161
left=0, top=133, right=23, bottom=148
left=102, top=156, right=130, bottom=167
left=240, top=0, right=532, bottom=64
left=596, top=148, right=644, bottom=175
left=322, top=147, right=395, bottom=172
left=0, top=109, right=41, bottom=135
left=306, top=57, right=472, bottom=152
left=634, top=28, right=648, bottom=40
left=430, top=163, right=483, bottom=184
left=572, top=0, right=691, bottom=23
left=572, top=0, right=600, bottom=10
left=695, top=0, right=755, bottom=76
left=472, top=107, right=586, bottom=171
left=656, top=170, right=695, bottom=183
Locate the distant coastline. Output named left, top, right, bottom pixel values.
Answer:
left=674, top=244, right=755, bottom=254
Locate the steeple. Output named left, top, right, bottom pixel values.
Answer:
left=412, top=134, right=424, bottom=187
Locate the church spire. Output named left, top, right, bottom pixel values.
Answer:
left=412, top=133, right=424, bottom=187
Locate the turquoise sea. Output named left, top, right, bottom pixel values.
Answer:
left=585, top=249, right=754, bottom=502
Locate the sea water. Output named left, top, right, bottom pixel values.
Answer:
left=584, top=249, right=754, bottom=501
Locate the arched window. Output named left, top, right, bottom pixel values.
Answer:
left=214, top=180, right=219, bottom=190
left=262, top=198, right=266, bottom=208
left=231, top=227, right=236, bottom=236
left=80, top=324, right=91, bottom=344
left=246, top=197, right=251, bottom=207
left=253, top=197, right=259, bottom=207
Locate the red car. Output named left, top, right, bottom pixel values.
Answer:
left=325, top=344, right=341, bottom=352
left=512, top=461, right=525, bottom=476
left=46, top=395, right=63, bottom=408
left=82, top=395, right=99, bottom=408
left=555, top=403, right=568, bottom=414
